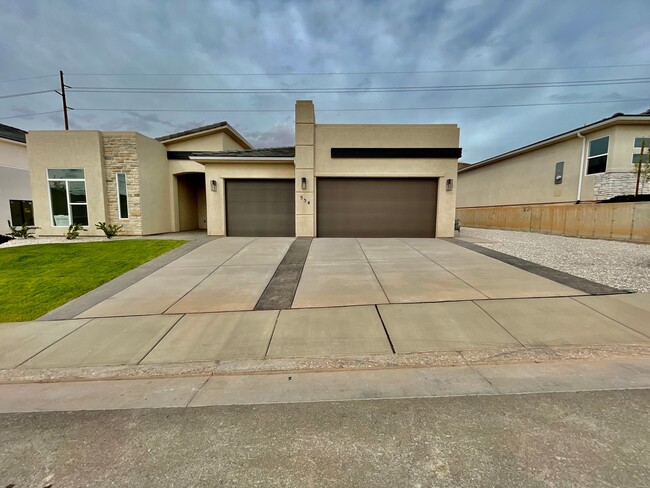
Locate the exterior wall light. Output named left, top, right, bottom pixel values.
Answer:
left=301, top=177, right=307, bottom=190
left=446, top=179, right=453, bottom=191
left=210, top=180, right=217, bottom=192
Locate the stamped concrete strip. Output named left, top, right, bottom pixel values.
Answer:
left=476, top=297, right=649, bottom=347
left=0, top=319, right=90, bottom=369
left=141, top=311, right=279, bottom=363
left=573, top=294, right=650, bottom=338
left=256, top=238, right=312, bottom=310
left=446, top=238, right=625, bottom=295
left=0, top=376, right=209, bottom=413
left=22, top=315, right=182, bottom=369
left=189, top=366, right=497, bottom=406
left=475, top=358, right=650, bottom=394
left=37, top=237, right=216, bottom=321
left=267, top=306, right=392, bottom=358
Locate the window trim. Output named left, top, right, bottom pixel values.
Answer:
left=586, top=136, right=609, bottom=176
left=115, top=173, right=129, bottom=220
left=46, top=168, right=88, bottom=227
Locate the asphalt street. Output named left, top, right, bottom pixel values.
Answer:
left=1, top=389, right=648, bottom=487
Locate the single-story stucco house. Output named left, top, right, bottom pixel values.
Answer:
left=456, top=109, right=650, bottom=241
left=26, top=100, right=461, bottom=238
left=1, top=123, right=33, bottom=234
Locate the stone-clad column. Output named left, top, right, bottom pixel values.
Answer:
left=294, top=100, right=315, bottom=237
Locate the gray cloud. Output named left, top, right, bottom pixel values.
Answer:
left=1, top=0, right=649, bottom=162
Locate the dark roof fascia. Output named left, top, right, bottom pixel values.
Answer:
left=459, top=113, right=650, bottom=174
left=331, top=147, right=462, bottom=159
left=0, top=123, right=27, bottom=144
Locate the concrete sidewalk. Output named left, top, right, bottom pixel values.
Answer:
left=0, top=293, right=648, bottom=376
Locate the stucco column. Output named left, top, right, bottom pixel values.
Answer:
left=294, top=100, right=316, bottom=236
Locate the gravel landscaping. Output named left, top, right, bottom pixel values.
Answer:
left=461, top=228, right=650, bottom=293
left=0, top=236, right=136, bottom=248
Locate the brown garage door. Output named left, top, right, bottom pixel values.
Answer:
left=317, top=178, right=437, bottom=237
left=226, top=179, right=295, bottom=236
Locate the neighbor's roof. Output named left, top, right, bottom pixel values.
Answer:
left=460, top=109, right=650, bottom=174
left=156, top=121, right=252, bottom=149
left=0, top=123, right=27, bottom=144
left=167, top=146, right=295, bottom=160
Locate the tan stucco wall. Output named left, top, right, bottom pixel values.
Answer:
left=135, top=133, right=172, bottom=235
left=608, top=124, right=650, bottom=172
left=1, top=139, right=30, bottom=233
left=203, top=162, right=295, bottom=236
left=313, top=124, right=460, bottom=238
left=27, top=131, right=108, bottom=236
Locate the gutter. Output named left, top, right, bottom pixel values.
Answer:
left=576, top=131, right=586, bottom=203
left=189, top=156, right=294, bottom=162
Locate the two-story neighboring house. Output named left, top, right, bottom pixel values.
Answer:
left=457, top=109, right=650, bottom=241
left=0, top=123, right=32, bottom=233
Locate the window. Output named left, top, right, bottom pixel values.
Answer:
left=47, top=168, right=88, bottom=226
left=586, top=136, right=609, bottom=175
left=634, top=137, right=650, bottom=148
left=554, top=161, right=564, bottom=184
left=9, top=200, right=34, bottom=226
left=116, top=173, right=129, bottom=219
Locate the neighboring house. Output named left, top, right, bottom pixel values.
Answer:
left=0, top=123, right=32, bottom=234
left=456, top=110, right=650, bottom=241
left=27, top=100, right=461, bottom=238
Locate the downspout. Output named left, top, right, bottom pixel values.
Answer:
left=576, top=131, right=586, bottom=203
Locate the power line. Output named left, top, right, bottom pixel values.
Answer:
left=74, top=97, right=650, bottom=114
left=65, top=63, right=650, bottom=77
left=0, top=89, right=57, bottom=99
left=67, top=77, right=650, bottom=95
left=0, top=110, right=63, bottom=120
left=0, top=74, right=58, bottom=83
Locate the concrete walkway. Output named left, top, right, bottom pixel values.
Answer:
left=0, top=357, right=647, bottom=413
left=1, top=293, right=648, bottom=372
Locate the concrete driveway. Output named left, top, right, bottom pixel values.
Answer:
left=75, top=237, right=584, bottom=317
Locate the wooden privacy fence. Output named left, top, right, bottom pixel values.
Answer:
left=456, top=202, right=650, bottom=243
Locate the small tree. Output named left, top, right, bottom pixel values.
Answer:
left=6, top=220, right=39, bottom=239
left=95, top=222, right=123, bottom=239
left=635, top=140, right=650, bottom=196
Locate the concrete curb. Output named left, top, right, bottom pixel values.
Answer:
left=1, top=343, right=648, bottom=385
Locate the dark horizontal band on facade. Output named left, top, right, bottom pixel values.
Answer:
left=330, top=147, right=462, bottom=158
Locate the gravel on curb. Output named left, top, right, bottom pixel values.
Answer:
left=460, top=228, right=650, bottom=293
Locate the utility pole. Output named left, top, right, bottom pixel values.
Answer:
left=58, top=70, right=69, bottom=130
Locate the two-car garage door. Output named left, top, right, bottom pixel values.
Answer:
left=225, top=177, right=438, bottom=237
left=317, top=178, right=438, bottom=238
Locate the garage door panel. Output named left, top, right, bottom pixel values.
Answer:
left=226, top=179, right=295, bottom=237
left=317, top=178, right=437, bottom=238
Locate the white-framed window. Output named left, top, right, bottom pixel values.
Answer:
left=116, top=173, right=129, bottom=219
left=632, top=137, right=650, bottom=165
left=47, top=169, right=88, bottom=227
left=586, top=136, right=609, bottom=175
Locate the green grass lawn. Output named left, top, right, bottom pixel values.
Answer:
left=0, top=239, right=186, bottom=322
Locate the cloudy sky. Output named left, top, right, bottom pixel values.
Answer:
left=1, top=0, right=649, bottom=162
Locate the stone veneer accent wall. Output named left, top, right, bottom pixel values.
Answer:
left=594, top=171, right=650, bottom=200
left=101, top=134, right=142, bottom=235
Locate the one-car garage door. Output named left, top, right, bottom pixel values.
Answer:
left=317, top=178, right=437, bottom=237
left=226, top=179, right=295, bottom=236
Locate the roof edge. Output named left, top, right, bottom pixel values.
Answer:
left=460, top=114, right=650, bottom=174
left=157, top=122, right=253, bottom=149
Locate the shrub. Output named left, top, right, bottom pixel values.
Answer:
left=95, top=222, right=123, bottom=239
left=66, top=223, right=86, bottom=240
left=6, top=220, right=39, bottom=239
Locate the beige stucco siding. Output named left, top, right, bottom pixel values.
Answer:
left=1, top=139, right=30, bottom=233
left=136, top=133, right=172, bottom=235
left=203, top=162, right=295, bottom=236
left=163, top=131, right=247, bottom=152
left=27, top=131, right=108, bottom=236
left=608, top=125, right=650, bottom=172
left=314, top=124, right=460, bottom=238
